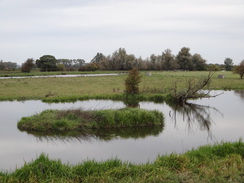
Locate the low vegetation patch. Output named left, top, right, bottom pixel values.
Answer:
left=17, top=108, right=164, bottom=132
left=1, top=141, right=243, bottom=182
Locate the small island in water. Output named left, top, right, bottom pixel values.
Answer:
left=17, top=108, right=164, bottom=132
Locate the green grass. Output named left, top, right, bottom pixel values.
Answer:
left=1, top=141, right=243, bottom=182
left=0, top=71, right=243, bottom=102
left=17, top=108, right=164, bottom=132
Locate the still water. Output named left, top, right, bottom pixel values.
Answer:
left=0, top=91, right=243, bottom=171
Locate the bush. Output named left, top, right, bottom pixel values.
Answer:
left=21, top=58, right=35, bottom=73
left=125, top=68, right=142, bottom=94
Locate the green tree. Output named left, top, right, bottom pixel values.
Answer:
left=192, top=53, right=207, bottom=71
left=125, top=68, right=142, bottom=94
left=108, top=48, right=137, bottom=70
left=36, top=55, right=57, bottom=72
left=111, top=48, right=127, bottom=70
left=234, top=60, right=244, bottom=79
left=162, top=49, right=179, bottom=70
left=207, top=64, right=221, bottom=71
left=21, top=58, right=35, bottom=72
left=91, top=53, right=106, bottom=64
left=176, top=47, right=193, bottom=70
left=224, top=58, right=233, bottom=71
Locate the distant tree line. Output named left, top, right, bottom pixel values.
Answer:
left=35, top=55, right=86, bottom=72
left=90, top=47, right=208, bottom=71
left=1, top=47, right=243, bottom=73
left=0, top=60, right=17, bottom=70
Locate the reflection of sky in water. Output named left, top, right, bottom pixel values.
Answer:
left=0, top=91, right=243, bottom=171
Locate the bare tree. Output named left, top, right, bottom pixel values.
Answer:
left=171, top=72, right=221, bottom=104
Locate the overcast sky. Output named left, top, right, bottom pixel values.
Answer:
left=0, top=0, right=243, bottom=65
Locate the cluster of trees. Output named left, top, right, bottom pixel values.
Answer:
left=19, top=47, right=209, bottom=72
left=19, top=55, right=87, bottom=72
left=90, top=47, right=208, bottom=71
left=0, top=60, right=17, bottom=70
left=2, top=47, right=244, bottom=79
left=57, top=59, right=85, bottom=71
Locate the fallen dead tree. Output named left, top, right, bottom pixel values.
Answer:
left=170, top=72, right=222, bottom=104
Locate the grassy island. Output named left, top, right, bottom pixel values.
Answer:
left=1, top=141, right=243, bottom=182
left=17, top=108, right=164, bottom=132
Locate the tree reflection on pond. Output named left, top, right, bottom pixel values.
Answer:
left=123, top=98, right=140, bottom=108
left=167, top=101, right=223, bottom=138
left=234, top=90, right=244, bottom=100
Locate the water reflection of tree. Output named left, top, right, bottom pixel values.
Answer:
left=234, top=90, right=244, bottom=100
left=123, top=98, right=140, bottom=108
left=20, top=126, right=164, bottom=143
left=167, top=101, right=222, bottom=139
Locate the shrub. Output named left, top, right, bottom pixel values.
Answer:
left=125, top=68, right=142, bottom=94
left=21, top=58, right=35, bottom=73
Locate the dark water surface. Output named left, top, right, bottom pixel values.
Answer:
left=0, top=91, right=243, bottom=171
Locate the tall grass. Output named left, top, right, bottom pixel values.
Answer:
left=18, top=108, right=164, bottom=132
left=1, top=140, right=243, bottom=182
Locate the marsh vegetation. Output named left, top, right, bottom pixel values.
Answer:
left=1, top=141, right=243, bottom=183
left=18, top=108, right=164, bottom=132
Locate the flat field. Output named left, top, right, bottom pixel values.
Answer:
left=0, top=71, right=243, bottom=101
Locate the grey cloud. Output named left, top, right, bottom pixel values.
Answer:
left=0, top=0, right=243, bottom=64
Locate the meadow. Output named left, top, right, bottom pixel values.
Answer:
left=0, top=71, right=243, bottom=101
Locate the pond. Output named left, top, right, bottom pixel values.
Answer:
left=0, top=90, right=243, bottom=171
left=0, top=73, right=121, bottom=79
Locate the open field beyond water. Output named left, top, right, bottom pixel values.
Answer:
left=0, top=71, right=243, bottom=101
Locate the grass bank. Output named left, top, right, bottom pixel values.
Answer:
left=0, top=71, right=243, bottom=102
left=1, top=141, right=243, bottom=182
left=17, top=108, right=164, bottom=132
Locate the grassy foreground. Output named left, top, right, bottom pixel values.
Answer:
left=17, top=108, right=164, bottom=132
left=1, top=141, right=243, bottom=183
left=0, top=71, right=243, bottom=101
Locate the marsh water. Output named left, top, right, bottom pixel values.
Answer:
left=0, top=90, right=244, bottom=171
